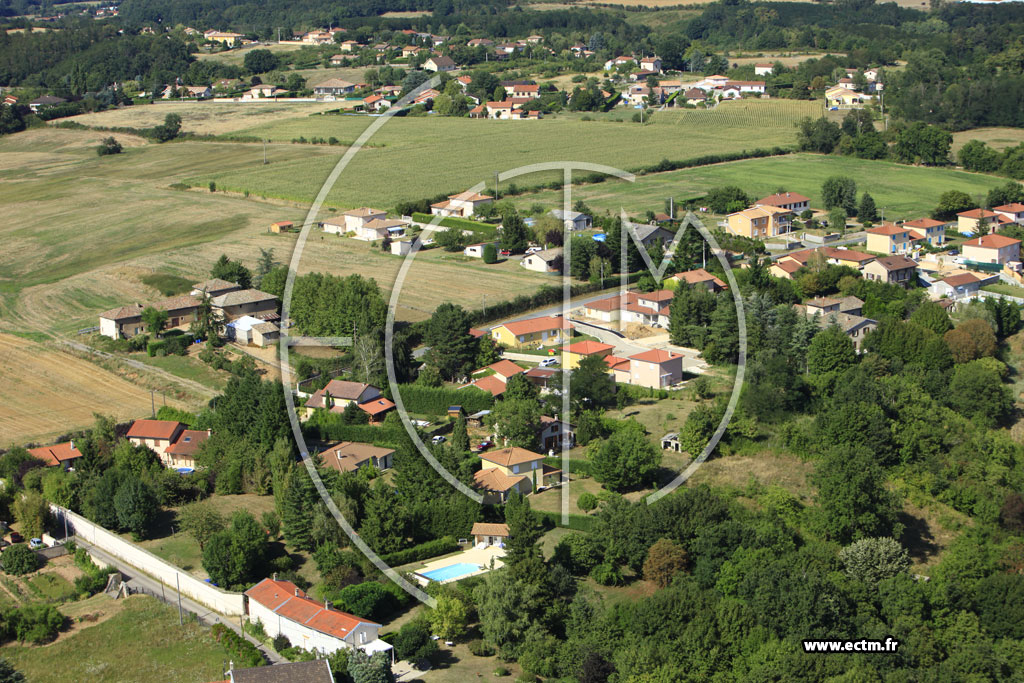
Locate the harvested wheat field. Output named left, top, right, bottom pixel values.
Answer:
left=0, top=334, right=184, bottom=446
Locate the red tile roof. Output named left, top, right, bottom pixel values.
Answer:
left=127, top=419, right=182, bottom=441
left=499, top=316, right=572, bottom=336
left=486, top=360, right=526, bottom=379
left=471, top=522, right=509, bottom=536
left=474, top=467, right=526, bottom=492
left=872, top=255, right=917, bottom=271
left=963, top=233, right=1021, bottom=249
left=28, top=441, right=83, bottom=467
left=357, top=398, right=395, bottom=416
left=903, top=218, right=945, bottom=229
left=480, top=446, right=545, bottom=467
left=629, top=348, right=682, bottom=364
left=755, top=192, right=810, bottom=207
left=958, top=208, right=999, bottom=219
left=674, top=268, right=726, bottom=289
left=604, top=355, right=630, bottom=371
left=942, top=273, right=981, bottom=287
left=165, top=430, right=210, bottom=456
left=245, top=578, right=378, bottom=640
left=866, top=223, right=908, bottom=236
left=462, top=375, right=507, bottom=397
left=564, top=340, right=613, bottom=355
left=995, top=203, right=1024, bottom=213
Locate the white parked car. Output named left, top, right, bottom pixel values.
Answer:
left=431, top=435, right=446, bottom=445
left=525, top=246, right=542, bottom=254
left=539, top=357, right=559, bottom=367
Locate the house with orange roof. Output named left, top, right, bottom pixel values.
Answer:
left=865, top=223, right=914, bottom=255
left=127, top=419, right=212, bottom=468
left=768, top=259, right=804, bottom=280
left=562, top=340, right=614, bottom=369
left=957, top=208, right=1004, bottom=235
left=670, top=268, right=727, bottom=292
left=28, top=441, right=84, bottom=470
left=474, top=447, right=560, bottom=502
left=430, top=190, right=494, bottom=217
left=245, top=577, right=386, bottom=658
left=604, top=354, right=632, bottom=383
left=902, top=218, right=946, bottom=246
left=994, top=203, right=1024, bottom=225
left=627, top=349, right=685, bottom=389
left=726, top=205, right=794, bottom=239
left=303, top=380, right=394, bottom=421
left=490, top=315, right=573, bottom=349
left=163, top=429, right=210, bottom=470
left=961, top=233, right=1022, bottom=265
left=754, top=192, right=810, bottom=213
left=460, top=374, right=509, bottom=397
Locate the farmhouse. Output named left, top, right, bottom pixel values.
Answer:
left=313, top=79, right=356, bottom=96
left=430, top=191, right=494, bottom=217
left=210, top=289, right=279, bottom=321
left=961, top=233, right=1022, bottom=265
left=319, top=441, right=394, bottom=473
left=191, top=279, right=242, bottom=298
left=28, top=441, right=84, bottom=470
left=362, top=94, right=387, bottom=112
left=245, top=578, right=387, bottom=657
left=521, top=248, right=563, bottom=273
left=98, top=295, right=201, bottom=339
left=490, top=316, right=573, bottom=349
left=474, top=447, right=560, bottom=502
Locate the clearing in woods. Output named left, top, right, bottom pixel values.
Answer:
left=191, top=99, right=823, bottom=208
left=0, top=333, right=190, bottom=445
left=512, top=152, right=1010, bottom=219
left=952, top=127, right=1024, bottom=154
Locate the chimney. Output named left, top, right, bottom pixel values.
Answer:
left=294, top=587, right=300, bottom=596
left=69, top=439, right=75, bottom=451
left=272, top=572, right=278, bottom=581
left=325, top=600, right=331, bottom=611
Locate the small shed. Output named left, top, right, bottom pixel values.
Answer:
left=471, top=522, right=509, bottom=547
left=661, top=432, right=681, bottom=452
left=467, top=409, right=491, bottom=427
left=447, top=405, right=464, bottom=419
left=270, top=221, right=295, bottom=233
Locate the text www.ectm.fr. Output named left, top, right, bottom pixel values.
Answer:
left=803, top=638, right=900, bottom=653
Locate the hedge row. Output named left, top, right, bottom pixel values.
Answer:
left=382, top=536, right=459, bottom=567
left=211, top=623, right=264, bottom=668
left=535, top=511, right=598, bottom=532
left=395, top=384, right=494, bottom=415
left=544, top=457, right=593, bottom=477
left=303, top=414, right=406, bottom=447
left=147, top=335, right=191, bottom=357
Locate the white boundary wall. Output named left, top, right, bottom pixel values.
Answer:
left=50, top=505, right=245, bottom=616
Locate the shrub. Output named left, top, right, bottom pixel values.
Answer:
left=5, top=604, right=64, bottom=643
left=96, top=136, right=122, bottom=156
left=468, top=639, right=495, bottom=657
left=381, top=537, right=458, bottom=567
left=1, top=545, right=37, bottom=576
left=495, top=666, right=510, bottom=676
left=590, top=563, right=622, bottom=586
left=577, top=492, right=598, bottom=513
left=211, top=623, right=264, bottom=667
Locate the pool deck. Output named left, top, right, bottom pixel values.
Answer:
left=414, top=545, right=506, bottom=585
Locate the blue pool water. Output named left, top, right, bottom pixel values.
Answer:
left=422, top=562, right=480, bottom=582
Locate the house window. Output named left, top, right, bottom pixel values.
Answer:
left=512, top=465, right=520, bottom=474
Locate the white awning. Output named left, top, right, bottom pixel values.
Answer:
left=360, top=639, right=393, bottom=655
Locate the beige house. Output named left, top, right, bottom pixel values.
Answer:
left=430, top=191, right=494, bottom=217
left=903, top=218, right=946, bottom=247
left=756, top=192, right=810, bottom=213
left=521, top=248, right=562, bottom=273
left=863, top=255, right=917, bottom=287
left=627, top=349, right=684, bottom=388
left=961, top=233, right=1022, bottom=265
left=126, top=419, right=210, bottom=469
left=319, top=441, right=394, bottom=473
left=304, top=380, right=383, bottom=419
left=491, top=316, right=573, bottom=349
left=994, top=203, right=1024, bottom=225
left=957, top=209, right=1002, bottom=235
left=769, top=260, right=803, bottom=280
left=865, top=223, right=913, bottom=255
left=352, top=218, right=406, bottom=242
left=796, top=305, right=878, bottom=352
left=670, top=268, right=727, bottom=292
left=322, top=207, right=387, bottom=235
left=99, top=295, right=201, bottom=339
left=474, top=447, right=560, bottom=503
left=726, top=206, right=793, bottom=239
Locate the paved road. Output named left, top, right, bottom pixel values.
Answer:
left=76, top=538, right=285, bottom=665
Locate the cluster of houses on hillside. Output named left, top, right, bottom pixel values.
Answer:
left=99, top=279, right=280, bottom=346
left=825, top=67, right=883, bottom=108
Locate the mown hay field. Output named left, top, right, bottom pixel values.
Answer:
left=187, top=98, right=823, bottom=209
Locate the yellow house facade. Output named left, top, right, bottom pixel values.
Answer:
left=490, top=316, right=573, bottom=349
left=561, top=340, right=614, bottom=369
left=865, top=224, right=912, bottom=255
left=726, top=206, right=793, bottom=239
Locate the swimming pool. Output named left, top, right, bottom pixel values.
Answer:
left=421, top=562, right=480, bottom=582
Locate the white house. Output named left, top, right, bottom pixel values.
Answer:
left=431, top=191, right=494, bottom=217
left=322, top=207, right=387, bottom=235
left=245, top=578, right=389, bottom=659
left=521, top=248, right=562, bottom=273
left=464, top=241, right=497, bottom=258
left=352, top=218, right=407, bottom=242
left=549, top=209, right=592, bottom=230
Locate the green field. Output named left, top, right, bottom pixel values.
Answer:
left=514, top=153, right=1010, bottom=220
left=3, top=595, right=236, bottom=683
left=193, top=99, right=823, bottom=209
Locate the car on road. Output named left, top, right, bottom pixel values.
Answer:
left=539, top=357, right=559, bottom=367
left=431, top=435, right=447, bottom=445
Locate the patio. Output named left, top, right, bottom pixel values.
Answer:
left=412, top=544, right=506, bottom=586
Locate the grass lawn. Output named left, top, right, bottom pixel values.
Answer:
left=3, top=594, right=236, bottom=683
left=513, top=153, right=1009, bottom=221
left=139, top=272, right=194, bottom=296
left=25, top=573, right=77, bottom=602
left=687, top=450, right=815, bottom=500
left=195, top=99, right=822, bottom=209
left=982, top=283, right=1024, bottom=298
left=130, top=352, right=230, bottom=391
